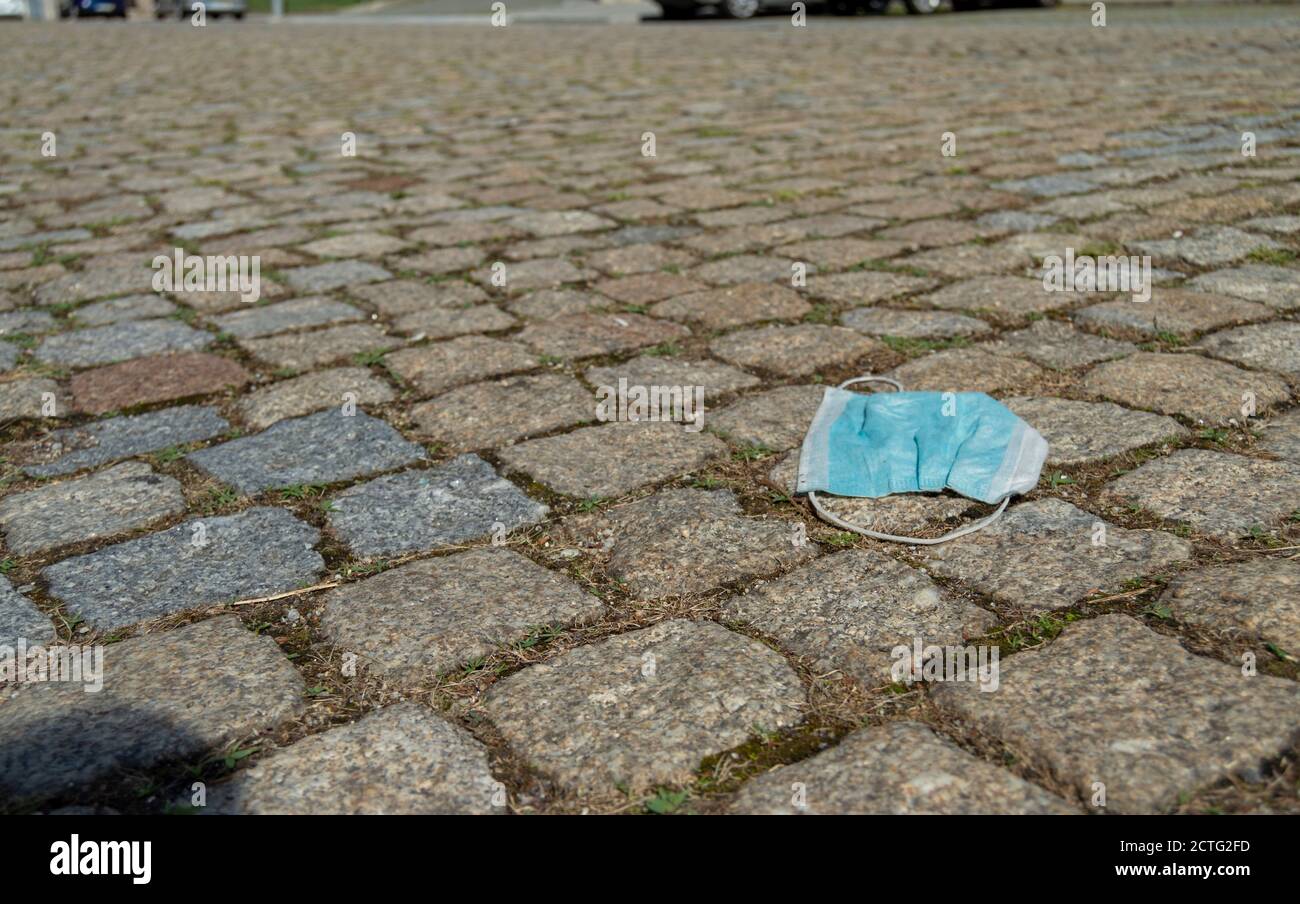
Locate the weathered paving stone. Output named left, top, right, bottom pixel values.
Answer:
left=0, top=377, right=61, bottom=421
left=1260, top=408, right=1300, bottom=463
left=1188, top=265, right=1300, bottom=310
left=727, top=722, right=1075, bottom=815
left=921, top=498, right=1191, bottom=610
left=586, top=243, right=697, bottom=276
left=805, top=270, right=939, bottom=306
left=710, top=324, right=878, bottom=377
left=70, top=351, right=250, bottom=415
left=709, top=384, right=824, bottom=451
left=1200, top=321, right=1300, bottom=377
left=931, top=614, right=1300, bottom=813
left=0, top=615, right=305, bottom=802
left=509, top=209, right=615, bottom=236
left=505, top=288, right=610, bottom=320
left=33, top=264, right=155, bottom=306
left=327, top=455, right=547, bottom=557
left=592, top=273, right=703, bottom=306
left=1106, top=448, right=1300, bottom=540
left=482, top=620, right=805, bottom=794
left=23, top=405, right=229, bottom=477
left=321, top=548, right=603, bottom=680
left=241, top=322, right=397, bottom=371
left=298, top=232, right=410, bottom=259
left=784, top=212, right=882, bottom=237
left=42, top=507, right=323, bottom=630
left=688, top=253, right=800, bottom=286
left=1084, top=352, right=1291, bottom=424
left=209, top=703, right=500, bottom=816
left=1133, top=226, right=1278, bottom=267
left=0, top=575, right=53, bottom=645
left=386, top=335, right=538, bottom=396
left=0, top=309, right=56, bottom=336
left=0, top=228, right=92, bottom=253
left=1004, top=397, right=1188, bottom=466
left=919, top=276, right=1069, bottom=318
left=392, top=304, right=516, bottom=339
left=238, top=366, right=394, bottom=431
left=410, top=373, right=592, bottom=451
left=723, top=549, right=996, bottom=687
left=72, top=293, right=178, bottom=326
left=878, top=219, right=986, bottom=248
left=0, top=461, right=185, bottom=556
left=474, top=257, right=592, bottom=293
left=649, top=283, right=810, bottom=329
left=282, top=260, right=391, bottom=293
left=840, top=307, right=991, bottom=340
left=172, top=280, right=290, bottom=315
left=679, top=224, right=804, bottom=258
left=0, top=343, right=19, bottom=371
left=1073, top=290, right=1271, bottom=340
left=498, top=421, right=725, bottom=499
left=775, top=238, right=907, bottom=269
left=34, top=319, right=213, bottom=368
left=586, top=356, right=759, bottom=398
left=212, top=296, right=364, bottom=339
left=903, top=242, right=1025, bottom=279
left=592, top=487, right=818, bottom=600
left=978, top=210, right=1060, bottom=233
left=994, top=173, right=1099, bottom=197
left=887, top=347, right=1045, bottom=393
left=516, top=312, right=689, bottom=359
left=351, top=279, right=487, bottom=317
left=986, top=319, right=1135, bottom=370
left=1243, top=215, right=1300, bottom=235
left=1160, top=559, right=1300, bottom=653
left=187, top=410, right=424, bottom=494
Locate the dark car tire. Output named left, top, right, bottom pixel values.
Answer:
left=234, top=10, right=244, bottom=17
left=903, top=0, right=945, bottom=11
left=659, top=3, right=697, bottom=17
left=718, top=0, right=759, bottom=17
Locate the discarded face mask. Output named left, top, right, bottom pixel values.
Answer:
left=797, top=376, right=1048, bottom=545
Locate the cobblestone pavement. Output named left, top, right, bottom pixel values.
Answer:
left=1, top=7, right=1299, bottom=815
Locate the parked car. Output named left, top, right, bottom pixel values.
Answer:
left=154, top=0, right=245, bottom=18
left=61, top=0, right=128, bottom=16
left=0, top=0, right=27, bottom=19
left=659, top=0, right=1056, bottom=18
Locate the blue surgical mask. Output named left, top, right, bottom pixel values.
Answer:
left=798, top=376, right=1048, bottom=544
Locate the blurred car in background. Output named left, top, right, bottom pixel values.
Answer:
left=154, top=0, right=245, bottom=18
left=0, top=0, right=27, bottom=19
left=660, top=0, right=1057, bottom=18
left=61, top=0, right=128, bottom=16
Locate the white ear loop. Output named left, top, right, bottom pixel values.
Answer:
left=804, top=375, right=1010, bottom=546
